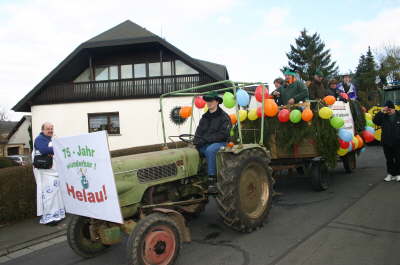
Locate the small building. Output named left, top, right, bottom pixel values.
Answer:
left=13, top=20, right=229, bottom=151
left=0, top=116, right=32, bottom=156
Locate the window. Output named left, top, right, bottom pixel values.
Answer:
left=74, top=68, right=91, bottom=82
left=148, top=62, right=161, bottom=77
left=109, top=65, right=118, bottom=80
left=175, top=60, right=198, bottom=75
left=95, top=67, right=108, bottom=81
left=162, top=61, right=172, bottom=76
left=121, top=65, right=133, bottom=79
left=134, top=64, right=146, bottom=78
left=88, top=112, right=120, bottom=135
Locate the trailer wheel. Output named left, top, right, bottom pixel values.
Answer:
left=216, top=148, right=273, bottom=232
left=67, top=216, right=108, bottom=258
left=127, top=213, right=181, bottom=265
left=342, top=152, right=356, bottom=173
left=310, top=161, right=329, bottom=191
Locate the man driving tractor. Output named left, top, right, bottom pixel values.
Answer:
left=193, top=91, right=232, bottom=194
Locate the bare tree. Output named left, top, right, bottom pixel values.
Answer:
left=0, top=106, right=9, bottom=121
left=374, top=43, right=400, bottom=85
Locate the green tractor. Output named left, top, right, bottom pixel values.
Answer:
left=67, top=81, right=274, bottom=265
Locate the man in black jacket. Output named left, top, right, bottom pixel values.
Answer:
left=194, top=91, right=231, bottom=193
left=373, top=100, right=400, bottom=181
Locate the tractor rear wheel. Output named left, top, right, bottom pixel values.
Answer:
left=67, top=215, right=108, bottom=258
left=127, top=213, right=181, bottom=265
left=216, top=148, right=273, bottom=232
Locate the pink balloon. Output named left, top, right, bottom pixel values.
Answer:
left=278, top=109, right=290, bottom=122
left=194, top=96, right=206, bottom=109
left=255, top=85, right=269, bottom=102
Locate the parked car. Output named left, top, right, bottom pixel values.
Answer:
left=7, top=155, right=30, bottom=166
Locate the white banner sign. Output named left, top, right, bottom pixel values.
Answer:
left=331, top=101, right=355, bottom=135
left=53, top=131, right=123, bottom=224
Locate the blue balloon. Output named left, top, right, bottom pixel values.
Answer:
left=338, top=128, right=353, bottom=142
left=365, top=126, right=375, bottom=134
left=236, top=89, right=250, bottom=107
left=348, top=143, right=353, bottom=152
left=360, top=147, right=366, bottom=153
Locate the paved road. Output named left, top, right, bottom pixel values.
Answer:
left=4, top=146, right=400, bottom=265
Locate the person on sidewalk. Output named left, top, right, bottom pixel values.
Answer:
left=271, top=70, right=309, bottom=105
left=194, top=91, right=231, bottom=194
left=33, top=122, right=66, bottom=225
left=373, top=100, right=400, bottom=181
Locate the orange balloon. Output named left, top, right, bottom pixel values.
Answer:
left=229, top=113, right=237, bottom=124
left=264, top=99, right=278, bottom=117
left=323, top=95, right=336, bottom=105
left=356, top=135, right=364, bottom=149
left=179, top=106, right=192, bottom=118
left=302, top=108, right=314, bottom=121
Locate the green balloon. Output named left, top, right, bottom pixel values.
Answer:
left=366, top=119, right=374, bottom=127
left=330, top=116, right=344, bottom=129
left=230, top=128, right=235, bottom=137
left=223, top=92, right=236, bottom=108
left=290, top=109, right=302, bottom=123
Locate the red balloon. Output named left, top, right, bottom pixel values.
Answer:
left=362, top=130, right=375, bottom=143
left=194, top=96, right=206, bottom=109
left=339, top=139, right=350, bottom=149
left=255, top=85, right=269, bottom=102
left=278, top=109, right=290, bottom=122
left=256, top=106, right=264, bottom=117
left=340, top=92, right=349, bottom=100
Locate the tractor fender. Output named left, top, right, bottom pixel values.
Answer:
left=152, top=208, right=191, bottom=242
left=221, top=143, right=270, bottom=158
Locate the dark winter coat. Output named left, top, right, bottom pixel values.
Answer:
left=194, top=107, right=231, bottom=147
left=275, top=81, right=309, bottom=105
left=373, top=110, right=400, bottom=146
left=309, top=80, right=327, bottom=100
left=34, top=132, right=54, bottom=155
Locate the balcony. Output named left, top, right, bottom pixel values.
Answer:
left=33, top=74, right=216, bottom=105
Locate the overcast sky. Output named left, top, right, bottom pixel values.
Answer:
left=1, top=0, right=400, bottom=120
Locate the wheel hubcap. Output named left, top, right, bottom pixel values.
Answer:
left=143, top=225, right=176, bottom=265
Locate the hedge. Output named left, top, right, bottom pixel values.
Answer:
left=0, top=166, right=36, bottom=224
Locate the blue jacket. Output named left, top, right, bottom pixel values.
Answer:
left=34, top=132, right=54, bottom=155
left=337, top=82, right=357, bottom=100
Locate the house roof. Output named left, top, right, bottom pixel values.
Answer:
left=13, top=20, right=229, bottom=112
left=0, top=121, right=18, bottom=138
left=7, top=115, right=31, bottom=140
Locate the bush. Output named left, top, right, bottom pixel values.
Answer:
left=0, top=166, right=36, bottom=224
left=0, top=157, right=19, bottom=168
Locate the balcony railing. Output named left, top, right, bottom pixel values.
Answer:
left=34, top=74, right=216, bottom=105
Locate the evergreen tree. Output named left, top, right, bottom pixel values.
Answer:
left=354, top=47, right=378, bottom=106
left=284, top=29, right=339, bottom=81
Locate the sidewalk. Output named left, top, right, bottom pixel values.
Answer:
left=0, top=216, right=69, bottom=257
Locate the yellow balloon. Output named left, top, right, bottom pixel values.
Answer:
left=203, top=106, right=208, bottom=113
left=352, top=136, right=359, bottom=149
left=319, top=107, right=333, bottom=119
left=337, top=148, right=348, bottom=156
left=248, top=109, right=258, bottom=120
left=365, top=113, right=372, bottom=120
left=239, top=110, right=247, bottom=122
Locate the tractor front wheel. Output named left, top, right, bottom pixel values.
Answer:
left=67, top=215, right=109, bottom=258
left=126, top=213, right=182, bottom=265
left=216, top=148, right=273, bottom=232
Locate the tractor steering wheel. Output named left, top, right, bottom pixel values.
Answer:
left=178, top=134, right=196, bottom=144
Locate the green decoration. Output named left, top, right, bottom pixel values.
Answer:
left=223, top=92, right=236, bottom=108
left=366, top=119, right=374, bottom=127
left=330, top=116, right=344, bottom=129
left=289, top=109, right=302, bottom=123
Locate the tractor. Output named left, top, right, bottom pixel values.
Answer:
left=67, top=81, right=274, bottom=265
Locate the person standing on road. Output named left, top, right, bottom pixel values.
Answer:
left=373, top=100, right=400, bottom=182
left=271, top=70, right=309, bottom=105
left=194, top=91, right=231, bottom=194
left=33, top=122, right=66, bottom=225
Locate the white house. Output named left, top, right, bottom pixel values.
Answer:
left=13, top=20, right=229, bottom=152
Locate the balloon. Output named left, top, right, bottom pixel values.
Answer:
left=230, top=128, right=235, bottom=137
left=356, top=135, right=364, bottom=148
left=179, top=106, right=192, bottom=118
left=302, top=108, right=314, bottom=122
left=348, top=142, right=353, bottom=151
left=339, top=139, right=350, bottom=149
left=278, top=109, right=290, bottom=122
left=203, top=105, right=208, bottom=113
left=365, top=113, right=372, bottom=120
left=338, top=128, right=353, bottom=142
left=365, top=126, right=375, bottom=134
left=362, top=130, right=375, bottom=143
left=194, top=96, right=206, bottom=109
left=352, top=136, right=359, bottom=149
left=340, top=92, right=349, bottom=100
left=255, top=85, right=269, bottom=102
left=229, top=113, right=237, bottom=125
left=337, top=148, right=348, bottom=156
left=223, top=92, right=236, bottom=108
left=319, top=107, right=333, bottom=119
left=264, top=99, right=279, bottom=117
left=236, top=89, right=250, bottom=107
left=257, top=106, right=264, bottom=117
left=290, top=109, right=302, bottom=123
left=324, top=95, right=336, bottom=105
left=239, top=110, right=247, bottom=122
left=330, top=116, right=344, bottom=129
left=360, top=147, right=366, bottom=153
left=366, top=119, right=374, bottom=127
left=248, top=109, right=258, bottom=120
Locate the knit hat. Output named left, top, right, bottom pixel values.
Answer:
left=283, top=70, right=297, bottom=76
left=384, top=100, right=395, bottom=109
